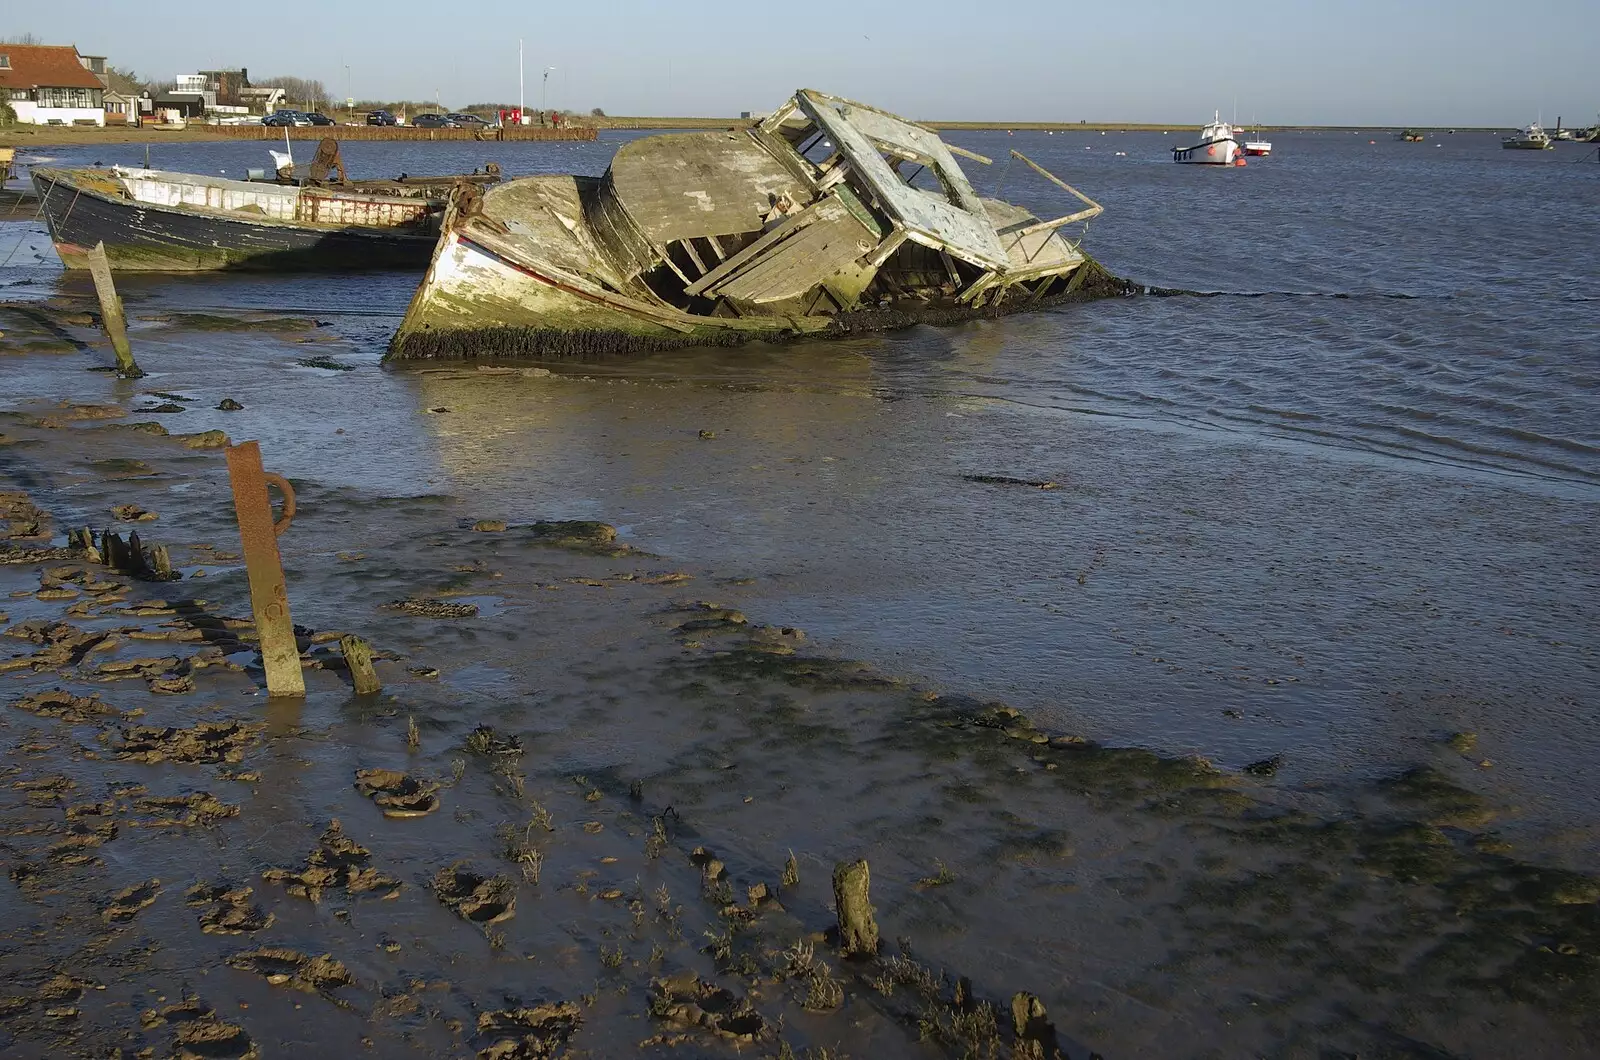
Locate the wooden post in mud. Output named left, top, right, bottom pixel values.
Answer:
left=85, top=242, right=143, bottom=378
left=225, top=441, right=304, bottom=698
left=832, top=859, right=879, bottom=957
left=339, top=634, right=381, bottom=696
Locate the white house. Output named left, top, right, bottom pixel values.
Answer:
left=0, top=43, right=106, bottom=126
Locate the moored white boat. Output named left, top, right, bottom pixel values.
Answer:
left=1173, top=112, right=1244, bottom=165
left=1502, top=122, right=1553, bottom=150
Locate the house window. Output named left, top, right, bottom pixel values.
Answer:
left=0, top=55, right=10, bottom=69
left=37, top=87, right=102, bottom=109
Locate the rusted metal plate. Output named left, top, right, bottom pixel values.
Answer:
left=226, top=441, right=304, bottom=698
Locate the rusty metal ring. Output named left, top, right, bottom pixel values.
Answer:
left=262, top=473, right=296, bottom=536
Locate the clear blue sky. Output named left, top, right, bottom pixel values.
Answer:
left=18, top=0, right=1599, bottom=125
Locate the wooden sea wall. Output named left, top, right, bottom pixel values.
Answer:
left=205, top=125, right=595, bottom=143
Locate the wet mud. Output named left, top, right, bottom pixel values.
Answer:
left=0, top=308, right=1596, bottom=1060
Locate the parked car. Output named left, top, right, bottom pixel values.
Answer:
left=366, top=110, right=398, bottom=126
left=304, top=112, right=335, bottom=126
left=411, top=113, right=458, bottom=129
left=263, top=110, right=311, bottom=127
left=446, top=112, right=492, bottom=128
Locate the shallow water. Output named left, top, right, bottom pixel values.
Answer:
left=3, top=128, right=1597, bottom=849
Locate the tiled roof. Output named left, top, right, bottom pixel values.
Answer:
left=0, top=44, right=106, bottom=91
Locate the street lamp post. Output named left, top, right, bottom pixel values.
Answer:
left=542, top=67, right=555, bottom=116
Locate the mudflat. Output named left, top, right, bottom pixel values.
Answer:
left=1, top=295, right=1597, bottom=1059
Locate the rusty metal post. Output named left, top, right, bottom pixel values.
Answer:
left=85, top=242, right=143, bottom=378
left=225, top=441, right=304, bottom=698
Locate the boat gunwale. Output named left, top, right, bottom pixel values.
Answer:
left=32, top=166, right=445, bottom=237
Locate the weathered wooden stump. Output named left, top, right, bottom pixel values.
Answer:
left=69, top=527, right=102, bottom=564
left=339, top=634, right=381, bottom=696
left=831, top=859, right=879, bottom=957
left=1011, top=991, right=1060, bottom=1059
left=100, top=530, right=133, bottom=573
left=225, top=441, right=304, bottom=698
left=85, top=242, right=142, bottom=378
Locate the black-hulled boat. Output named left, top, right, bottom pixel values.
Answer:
left=31, top=155, right=500, bottom=272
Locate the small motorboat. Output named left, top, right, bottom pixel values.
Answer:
left=1398, top=129, right=1426, bottom=142
left=1242, top=128, right=1272, bottom=156
left=1173, top=112, right=1244, bottom=165
left=1502, top=122, right=1554, bottom=150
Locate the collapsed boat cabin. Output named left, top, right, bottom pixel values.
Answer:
left=32, top=140, right=501, bottom=272
left=391, top=89, right=1118, bottom=360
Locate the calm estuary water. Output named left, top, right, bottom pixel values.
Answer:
left=4, top=129, right=1597, bottom=850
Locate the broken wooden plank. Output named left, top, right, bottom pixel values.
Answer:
left=678, top=238, right=709, bottom=277
left=86, top=242, right=142, bottom=378
left=225, top=441, right=304, bottom=699
left=684, top=198, right=835, bottom=298
left=1008, top=150, right=1104, bottom=235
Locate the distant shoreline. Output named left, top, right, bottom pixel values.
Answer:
left=3, top=118, right=1519, bottom=147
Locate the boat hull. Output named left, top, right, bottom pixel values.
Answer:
left=1501, top=140, right=1553, bottom=150
left=391, top=229, right=800, bottom=359
left=32, top=170, right=438, bottom=272
left=1173, top=138, right=1241, bottom=164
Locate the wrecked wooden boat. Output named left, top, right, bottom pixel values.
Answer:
left=390, top=89, right=1121, bottom=360
left=32, top=141, right=502, bottom=271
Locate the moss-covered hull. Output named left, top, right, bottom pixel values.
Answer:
left=389, top=229, right=806, bottom=360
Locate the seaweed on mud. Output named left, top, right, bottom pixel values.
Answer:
left=521, top=520, right=628, bottom=555
left=169, top=1013, right=259, bottom=1060
left=115, top=720, right=260, bottom=764
left=476, top=1001, right=583, bottom=1058
left=185, top=883, right=274, bottom=934
left=647, top=971, right=768, bottom=1043
left=297, top=356, right=356, bottom=371
left=103, top=878, right=162, bottom=922
left=1380, top=766, right=1497, bottom=828
left=385, top=597, right=479, bottom=618
left=353, top=768, right=442, bottom=818
left=263, top=819, right=401, bottom=901
left=687, top=648, right=903, bottom=693
left=1355, top=821, right=1462, bottom=885
left=131, top=791, right=239, bottom=827
left=777, top=939, right=845, bottom=1012
left=226, top=947, right=355, bottom=997
left=432, top=861, right=516, bottom=925
left=10, top=688, right=122, bottom=723
left=2, top=622, right=115, bottom=671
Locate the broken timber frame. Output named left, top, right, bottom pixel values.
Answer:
left=1007, top=151, right=1104, bottom=238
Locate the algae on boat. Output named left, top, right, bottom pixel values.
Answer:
left=389, top=89, right=1115, bottom=360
